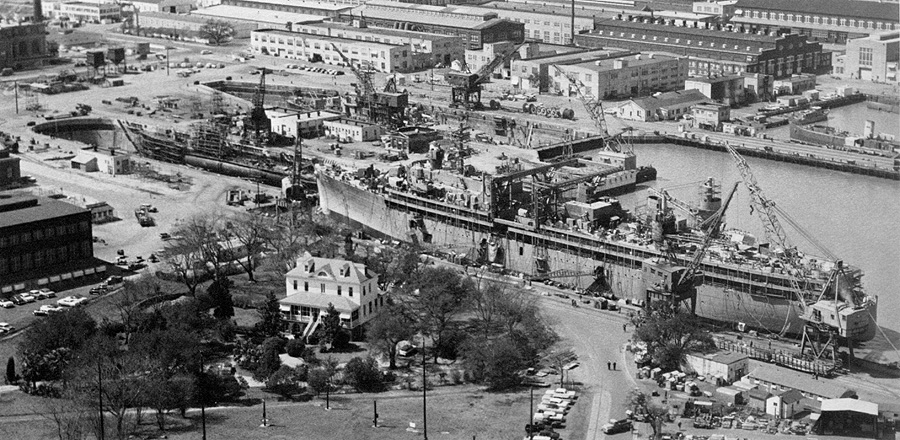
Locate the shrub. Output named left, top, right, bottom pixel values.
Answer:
left=232, top=294, right=255, bottom=309
left=285, top=339, right=305, bottom=358
left=344, top=356, right=384, bottom=393
left=450, top=369, right=464, bottom=385
left=307, top=368, right=330, bottom=395
left=332, top=330, right=351, bottom=350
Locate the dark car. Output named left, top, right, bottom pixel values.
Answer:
left=602, top=419, right=633, bottom=435
left=11, top=295, right=28, bottom=306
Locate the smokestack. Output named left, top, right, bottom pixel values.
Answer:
left=33, top=0, right=43, bottom=22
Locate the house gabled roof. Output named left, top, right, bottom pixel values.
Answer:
left=286, top=252, right=375, bottom=284
left=279, top=291, right=359, bottom=312
left=776, top=389, right=805, bottom=404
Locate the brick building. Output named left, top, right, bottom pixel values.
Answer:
left=0, top=150, right=22, bottom=188
left=346, top=0, right=525, bottom=50
left=731, top=0, right=899, bottom=45
left=0, top=196, right=104, bottom=295
left=0, top=22, right=52, bottom=71
left=575, top=17, right=831, bottom=79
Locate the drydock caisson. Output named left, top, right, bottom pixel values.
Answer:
left=316, top=144, right=878, bottom=341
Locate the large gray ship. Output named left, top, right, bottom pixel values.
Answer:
left=316, top=140, right=878, bottom=341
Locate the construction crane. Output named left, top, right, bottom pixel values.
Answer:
left=551, top=65, right=629, bottom=155
left=331, top=43, right=376, bottom=120
left=244, top=68, right=271, bottom=148
left=725, top=144, right=870, bottom=370
left=446, top=43, right=525, bottom=110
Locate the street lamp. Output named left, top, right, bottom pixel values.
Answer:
left=422, top=336, right=428, bottom=440
left=166, top=46, right=171, bottom=76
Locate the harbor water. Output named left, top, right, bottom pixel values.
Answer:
left=625, top=143, right=900, bottom=338
left=767, top=102, right=900, bottom=141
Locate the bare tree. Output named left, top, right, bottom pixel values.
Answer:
left=223, top=212, right=268, bottom=282
left=114, top=276, right=161, bottom=344
left=403, top=267, right=475, bottom=364
left=626, top=389, right=669, bottom=439
left=199, top=20, right=234, bottom=46
left=34, top=389, right=90, bottom=440
left=543, top=346, right=577, bottom=388
left=163, top=215, right=223, bottom=296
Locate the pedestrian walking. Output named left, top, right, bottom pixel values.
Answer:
left=678, top=422, right=682, bottom=430
left=613, top=362, right=617, bottom=370
left=623, top=323, right=627, bottom=332
left=607, top=362, right=611, bottom=370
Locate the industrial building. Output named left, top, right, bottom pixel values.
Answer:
left=552, top=52, right=688, bottom=99
left=191, top=6, right=325, bottom=28
left=266, top=108, right=341, bottom=139
left=42, top=1, right=122, bottom=23
left=460, top=4, right=596, bottom=45
left=0, top=22, right=51, bottom=71
left=576, top=17, right=831, bottom=79
left=691, top=1, right=737, bottom=19
left=832, top=31, right=899, bottom=83
left=220, top=0, right=352, bottom=17
left=129, top=0, right=194, bottom=14
left=682, top=351, right=748, bottom=384
left=684, top=73, right=773, bottom=105
left=616, top=89, right=707, bottom=121
left=70, top=148, right=131, bottom=176
left=292, top=20, right=467, bottom=69
left=251, top=28, right=415, bottom=72
left=730, top=0, right=899, bottom=45
left=0, top=196, right=104, bottom=295
left=137, top=11, right=260, bottom=38
left=510, top=47, right=624, bottom=92
left=691, top=102, right=731, bottom=129
left=345, top=0, right=525, bottom=50
left=324, top=118, right=382, bottom=142
left=0, top=150, right=22, bottom=188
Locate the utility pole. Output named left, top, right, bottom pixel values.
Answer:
left=199, top=353, right=207, bottom=440
left=422, top=339, right=428, bottom=440
left=570, top=0, right=576, bottom=46
left=166, top=46, right=170, bottom=76
left=529, top=386, right=534, bottom=440
left=97, top=356, right=104, bottom=440
left=373, top=400, right=378, bottom=427
left=14, top=81, right=19, bottom=114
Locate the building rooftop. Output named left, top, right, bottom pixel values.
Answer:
left=286, top=252, right=375, bottom=285
left=776, top=388, right=806, bottom=404
left=296, top=20, right=451, bottom=41
left=279, top=291, right=359, bottom=312
left=692, top=350, right=748, bottom=365
left=254, top=28, right=400, bottom=46
left=225, top=0, right=353, bottom=11
left=734, top=0, right=899, bottom=22
left=630, top=89, right=707, bottom=110
left=821, top=398, right=878, bottom=416
left=592, top=18, right=778, bottom=44
left=686, top=74, right=745, bottom=84
left=747, top=363, right=849, bottom=399
left=855, top=31, right=900, bottom=43
left=479, top=2, right=608, bottom=20
left=192, top=6, right=325, bottom=25
left=520, top=48, right=622, bottom=64
left=567, top=52, right=679, bottom=70
left=0, top=196, right=88, bottom=229
left=352, top=0, right=512, bottom=30
left=649, top=10, right=717, bottom=21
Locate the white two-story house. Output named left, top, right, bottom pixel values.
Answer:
left=279, top=252, right=384, bottom=339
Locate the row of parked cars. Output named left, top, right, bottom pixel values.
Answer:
left=526, top=388, right=579, bottom=440
left=281, top=64, right=344, bottom=76
left=0, top=288, right=57, bottom=308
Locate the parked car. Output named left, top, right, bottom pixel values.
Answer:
left=33, top=305, right=64, bottom=316
left=36, top=288, right=56, bottom=299
left=20, top=293, right=36, bottom=303
left=601, top=419, right=633, bottom=435
left=201, top=49, right=213, bottom=55
left=105, top=276, right=123, bottom=285
left=89, top=286, right=108, bottom=295
left=0, top=322, right=14, bottom=334
left=0, top=300, right=14, bottom=308
left=58, top=296, right=88, bottom=307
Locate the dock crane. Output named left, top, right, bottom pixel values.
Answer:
left=446, top=43, right=525, bottom=110
left=642, top=179, right=739, bottom=313
left=551, top=65, right=629, bottom=155
left=724, top=143, right=871, bottom=370
left=244, top=67, right=271, bottom=148
left=331, top=44, right=408, bottom=127
left=331, top=43, right=376, bottom=120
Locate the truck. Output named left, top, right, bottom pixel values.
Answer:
left=135, top=207, right=154, bottom=227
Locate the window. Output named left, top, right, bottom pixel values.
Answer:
left=859, top=47, right=873, bottom=66
left=304, top=281, right=309, bottom=291
left=349, top=287, right=354, bottom=297
left=320, top=283, right=325, bottom=293
left=293, top=280, right=298, bottom=290
left=337, top=286, right=342, bottom=296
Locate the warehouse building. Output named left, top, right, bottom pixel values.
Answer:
left=292, top=20, right=466, bottom=69
left=553, top=52, right=688, bottom=99
left=510, top=47, right=623, bottom=92
left=129, top=0, right=193, bottom=14
left=461, top=4, right=596, bottom=45
left=192, top=6, right=325, bottom=28
left=266, top=108, right=341, bottom=139
left=0, top=22, right=52, bottom=70
left=0, top=196, right=105, bottom=295
left=684, top=73, right=773, bottom=105
left=731, top=0, right=899, bottom=45
left=324, top=118, right=382, bottom=142
left=832, top=31, right=899, bottom=83
left=575, top=17, right=831, bottom=79
left=252, top=28, right=413, bottom=72
left=346, top=0, right=525, bottom=50
left=616, top=89, right=707, bottom=121
left=137, top=11, right=260, bottom=38
left=42, top=1, right=122, bottom=23
left=221, top=0, right=353, bottom=17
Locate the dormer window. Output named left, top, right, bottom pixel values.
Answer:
left=305, top=261, right=315, bottom=272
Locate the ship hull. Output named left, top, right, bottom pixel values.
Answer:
left=318, top=172, right=877, bottom=338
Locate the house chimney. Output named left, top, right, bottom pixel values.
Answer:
left=33, top=0, right=42, bottom=22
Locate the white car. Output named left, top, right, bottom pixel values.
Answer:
left=36, top=288, right=56, bottom=299
left=33, top=305, right=64, bottom=316
left=58, top=296, right=88, bottom=307
left=0, top=323, right=13, bottom=334
left=20, top=293, right=36, bottom=303
left=0, top=300, right=13, bottom=308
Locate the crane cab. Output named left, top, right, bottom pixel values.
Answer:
left=641, top=258, right=699, bottom=305
left=801, top=301, right=871, bottom=340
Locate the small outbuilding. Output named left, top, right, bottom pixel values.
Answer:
left=71, top=153, right=98, bottom=172
left=766, top=389, right=805, bottom=419
left=682, top=351, right=748, bottom=385
left=813, top=398, right=879, bottom=438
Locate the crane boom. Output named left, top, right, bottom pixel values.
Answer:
left=697, top=181, right=739, bottom=233
left=725, top=145, right=790, bottom=252
left=331, top=43, right=375, bottom=115
left=475, top=43, right=526, bottom=85
left=551, top=65, right=627, bottom=154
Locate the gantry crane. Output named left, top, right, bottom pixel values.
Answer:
left=331, top=44, right=407, bottom=127
left=551, top=65, right=630, bottom=155
left=446, top=43, right=525, bottom=110
left=244, top=67, right=271, bottom=148
left=725, top=144, right=870, bottom=369
left=331, top=43, right=376, bottom=119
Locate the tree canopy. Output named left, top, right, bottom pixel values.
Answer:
left=632, top=301, right=716, bottom=370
